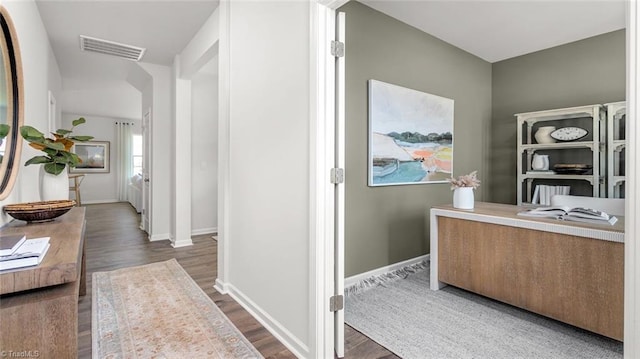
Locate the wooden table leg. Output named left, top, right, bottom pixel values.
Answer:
left=79, top=243, right=86, bottom=296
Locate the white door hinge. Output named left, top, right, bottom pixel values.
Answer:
left=331, top=40, right=345, bottom=58
left=329, top=294, right=344, bottom=312
left=330, top=168, right=345, bottom=184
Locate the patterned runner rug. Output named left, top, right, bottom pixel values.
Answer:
left=345, top=261, right=623, bottom=359
left=92, top=259, right=263, bottom=358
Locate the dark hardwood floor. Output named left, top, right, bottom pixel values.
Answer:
left=344, top=326, right=399, bottom=359
left=78, top=203, right=294, bottom=358
left=79, top=203, right=397, bottom=359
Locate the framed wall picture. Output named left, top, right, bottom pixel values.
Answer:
left=368, top=80, right=454, bottom=186
left=70, top=141, right=110, bottom=173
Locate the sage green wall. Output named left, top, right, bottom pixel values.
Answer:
left=490, top=30, right=626, bottom=204
left=340, top=2, right=492, bottom=277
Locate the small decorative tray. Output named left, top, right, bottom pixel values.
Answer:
left=553, top=164, right=592, bottom=175
left=3, top=200, right=76, bottom=223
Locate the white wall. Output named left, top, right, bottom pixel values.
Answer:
left=0, top=1, right=62, bottom=225
left=138, top=62, right=172, bottom=241
left=57, top=77, right=141, bottom=205
left=224, top=2, right=311, bottom=356
left=191, top=70, right=217, bottom=234
left=61, top=113, right=140, bottom=204
left=47, top=42, right=62, bottom=132
left=169, top=57, right=192, bottom=247
left=179, top=7, right=219, bottom=78
left=60, top=78, right=141, bottom=120
left=168, top=7, right=220, bottom=243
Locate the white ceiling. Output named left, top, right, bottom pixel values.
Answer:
left=36, top=0, right=219, bottom=82
left=34, top=0, right=626, bottom=85
left=359, top=0, right=626, bottom=63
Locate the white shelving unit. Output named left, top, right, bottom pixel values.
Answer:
left=606, top=101, right=626, bottom=198
left=516, top=104, right=606, bottom=206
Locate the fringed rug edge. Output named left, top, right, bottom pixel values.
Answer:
left=344, top=259, right=430, bottom=296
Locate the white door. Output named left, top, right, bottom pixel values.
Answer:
left=141, top=108, right=152, bottom=234
left=334, top=11, right=346, bottom=359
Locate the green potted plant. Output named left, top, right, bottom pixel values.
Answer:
left=20, top=117, right=93, bottom=201
left=20, top=117, right=93, bottom=175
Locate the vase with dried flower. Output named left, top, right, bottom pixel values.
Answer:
left=448, top=170, right=481, bottom=209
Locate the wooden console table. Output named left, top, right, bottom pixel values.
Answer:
left=430, top=202, right=624, bottom=341
left=0, top=207, right=86, bottom=358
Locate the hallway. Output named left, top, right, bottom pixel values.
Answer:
left=77, top=203, right=295, bottom=358
left=78, top=202, right=395, bottom=358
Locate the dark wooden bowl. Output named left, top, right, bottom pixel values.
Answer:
left=3, top=200, right=76, bottom=223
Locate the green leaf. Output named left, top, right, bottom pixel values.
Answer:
left=51, top=153, right=66, bottom=163
left=20, top=126, right=45, bottom=141
left=67, top=152, right=82, bottom=167
left=44, top=162, right=66, bottom=175
left=0, top=124, right=10, bottom=139
left=72, top=117, right=86, bottom=127
left=48, top=141, right=65, bottom=151
left=56, top=129, right=72, bottom=135
left=42, top=148, right=58, bottom=157
left=25, top=156, right=52, bottom=166
left=36, top=139, right=65, bottom=151
left=69, top=135, right=94, bottom=142
left=58, top=151, right=76, bottom=165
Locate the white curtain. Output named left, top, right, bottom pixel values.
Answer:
left=115, top=122, right=133, bottom=201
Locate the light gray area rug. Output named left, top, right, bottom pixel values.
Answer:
left=345, top=262, right=623, bottom=359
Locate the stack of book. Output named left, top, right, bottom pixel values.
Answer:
left=531, top=185, right=570, bottom=205
left=0, top=235, right=50, bottom=271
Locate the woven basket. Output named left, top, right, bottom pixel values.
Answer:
left=3, top=200, right=76, bottom=223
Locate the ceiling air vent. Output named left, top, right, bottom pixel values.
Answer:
left=79, top=35, right=146, bottom=62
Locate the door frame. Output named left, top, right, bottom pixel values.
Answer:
left=141, top=107, right=152, bottom=235
left=312, top=1, right=349, bottom=358
left=313, top=1, right=640, bottom=358
left=215, top=0, right=230, bottom=294
left=625, top=1, right=640, bottom=355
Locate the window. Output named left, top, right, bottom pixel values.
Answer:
left=132, top=135, right=143, bottom=175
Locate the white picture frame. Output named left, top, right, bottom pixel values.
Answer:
left=368, top=80, right=454, bottom=186
left=70, top=141, right=110, bottom=173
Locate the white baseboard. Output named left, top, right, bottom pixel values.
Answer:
left=149, top=233, right=170, bottom=241
left=192, top=227, right=217, bottom=236
left=171, top=239, right=193, bottom=248
left=226, top=283, right=309, bottom=359
left=345, top=254, right=430, bottom=289
left=214, top=279, right=229, bottom=294
left=82, top=199, right=119, bottom=205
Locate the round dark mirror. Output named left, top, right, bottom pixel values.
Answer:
left=0, top=6, right=24, bottom=200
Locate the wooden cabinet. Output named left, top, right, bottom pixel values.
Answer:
left=430, top=203, right=624, bottom=341
left=0, top=208, right=86, bottom=359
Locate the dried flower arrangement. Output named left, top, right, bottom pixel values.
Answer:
left=448, top=170, right=480, bottom=190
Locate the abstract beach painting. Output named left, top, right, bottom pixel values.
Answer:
left=368, top=80, right=453, bottom=186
